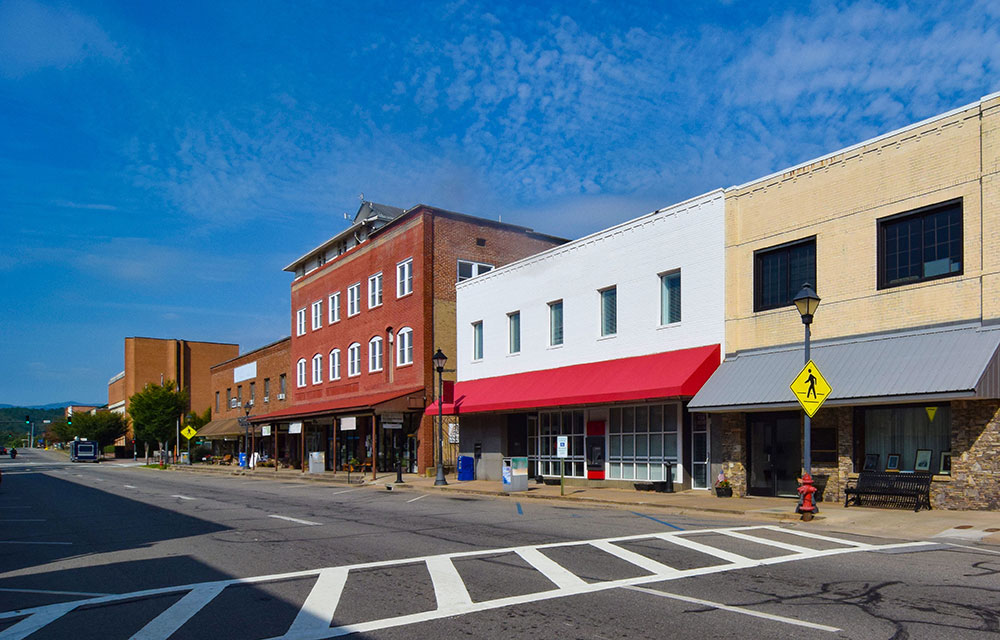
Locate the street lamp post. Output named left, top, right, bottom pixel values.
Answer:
left=243, top=400, right=253, bottom=469
left=432, top=349, right=448, bottom=486
left=792, top=283, right=821, bottom=476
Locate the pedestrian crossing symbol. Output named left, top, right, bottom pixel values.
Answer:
left=790, top=359, right=831, bottom=417
left=181, top=426, right=197, bottom=440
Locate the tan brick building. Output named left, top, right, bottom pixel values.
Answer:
left=107, top=337, right=239, bottom=449
left=691, top=92, right=1000, bottom=509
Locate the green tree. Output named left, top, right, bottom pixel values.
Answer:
left=71, top=412, right=128, bottom=449
left=48, top=420, right=75, bottom=443
left=185, top=406, right=212, bottom=430
left=128, top=381, right=188, bottom=463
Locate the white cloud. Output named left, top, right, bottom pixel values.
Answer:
left=0, top=0, right=123, bottom=78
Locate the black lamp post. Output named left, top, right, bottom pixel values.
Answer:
left=243, top=400, right=253, bottom=468
left=792, top=283, right=821, bottom=475
left=433, top=348, right=448, bottom=486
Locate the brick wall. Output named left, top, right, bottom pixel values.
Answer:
left=211, top=338, right=291, bottom=420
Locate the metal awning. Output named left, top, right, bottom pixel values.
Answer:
left=195, top=418, right=242, bottom=438
left=689, top=324, right=1000, bottom=412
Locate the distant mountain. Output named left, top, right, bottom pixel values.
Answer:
left=0, top=402, right=101, bottom=410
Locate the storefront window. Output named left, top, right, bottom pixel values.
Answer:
left=608, top=403, right=679, bottom=482
left=529, top=409, right=585, bottom=477
left=862, top=405, right=949, bottom=472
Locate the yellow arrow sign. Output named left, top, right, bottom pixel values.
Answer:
left=181, top=426, right=198, bottom=440
left=790, top=359, right=832, bottom=417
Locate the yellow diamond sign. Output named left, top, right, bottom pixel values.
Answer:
left=181, top=426, right=198, bottom=440
left=790, top=359, right=832, bottom=417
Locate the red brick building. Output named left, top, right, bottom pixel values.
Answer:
left=199, top=337, right=291, bottom=459
left=253, top=201, right=565, bottom=475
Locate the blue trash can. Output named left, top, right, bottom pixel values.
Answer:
left=238, top=452, right=247, bottom=468
left=457, top=455, right=475, bottom=481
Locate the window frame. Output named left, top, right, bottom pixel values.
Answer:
left=472, top=321, right=484, bottom=361
left=369, top=336, right=384, bottom=372
left=311, top=353, right=323, bottom=384
left=296, top=308, right=307, bottom=336
left=347, top=343, right=361, bottom=377
left=659, top=269, right=681, bottom=326
left=877, top=199, right=963, bottom=290
left=311, top=300, right=323, bottom=330
left=368, top=272, right=383, bottom=309
left=599, top=286, right=617, bottom=337
left=296, top=358, right=307, bottom=388
left=329, top=348, right=341, bottom=381
left=328, top=292, right=340, bottom=324
left=753, top=236, right=817, bottom=312
left=457, top=259, right=494, bottom=282
left=508, top=311, right=521, bottom=354
left=347, top=283, right=361, bottom=316
left=396, top=327, right=413, bottom=366
left=397, top=258, right=413, bottom=297
left=549, top=300, right=564, bottom=346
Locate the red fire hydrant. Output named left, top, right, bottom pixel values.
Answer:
left=796, top=473, right=818, bottom=521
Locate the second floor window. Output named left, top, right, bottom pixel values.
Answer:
left=263, top=378, right=270, bottom=401
left=397, top=327, right=413, bottom=365
left=329, top=349, right=341, bottom=380
left=754, top=237, right=816, bottom=311
left=508, top=311, right=520, bottom=354
left=296, top=359, right=306, bottom=387
left=347, top=343, right=361, bottom=376
left=879, top=200, right=962, bottom=289
left=296, top=308, right=306, bottom=336
left=397, top=258, right=413, bottom=297
left=328, top=292, right=340, bottom=323
left=457, top=259, right=493, bottom=281
left=249, top=381, right=255, bottom=404
left=368, top=272, right=383, bottom=308
left=347, top=283, right=361, bottom=316
left=215, top=391, right=219, bottom=413
left=279, top=374, right=286, bottom=395
left=472, top=321, right=484, bottom=360
left=311, top=300, right=323, bottom=330
left=311, top=354, right=323, bottom=384
left=600, top=287, right=617, bottom=336
left=660, top=271, right=681, bottom=325
left=369, top=336, right=384, bottom=372
left=549, top=300, right=564, bottom=346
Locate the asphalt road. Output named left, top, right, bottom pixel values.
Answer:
left=1, top=448, right=998, bottom=639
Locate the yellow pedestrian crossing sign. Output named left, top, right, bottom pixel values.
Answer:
left=790, top=360, right=831, bottom=417
left=181, top=426, right=198, bottom=440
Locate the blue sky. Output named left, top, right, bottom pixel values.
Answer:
left=1, top=0, right=998, bottom=406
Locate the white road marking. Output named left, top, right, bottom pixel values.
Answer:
left=934, top=527, right=991, bottom=542
left=624, top=585, right=841, bottom=632
left=269, top=514, right=321, bottom=526
left=407, top=494, right=428, bottom=503
left=0, top=541, right=72, bottom=545
left=426, top=556, right=473, bottom=610
left=590, top=540, right=679, bottom=576
left=287, top=568, right=349, bottom=634
left=123, top=485, right=137, bottom=489
left=330, top=488, right=359, bottom=495
left=716, top=529, right=816, bottom=554
left=763, top=526, right=870, bottom=548
left=171, top=495, right=196, bottom=500
left=945, top=542, right=1000, bottom=555
left=514, top=547, right=587, bottom=590
left=656, top=533, right=754, bottom=566
left=0, top=587, right=108, bottom=597
left=0, top=602, right=79, bottom=640
left=131, top=584, right=225, bottom=640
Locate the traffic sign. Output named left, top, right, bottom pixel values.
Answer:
left=237, top=417, right=251, bottom=428
left=181, top=426, right=197, bottom=440
left=556, top=436, right=568, bottom=458
left=790, top=359, right=832, bottom=417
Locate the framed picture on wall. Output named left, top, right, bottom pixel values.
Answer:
left=914, top=449, right=933, bottom=472
left=939, top=451, right=952, bottom=476
left=886, top=453, right=901, bottom=472
left=863, top=453, right=879, bottom=472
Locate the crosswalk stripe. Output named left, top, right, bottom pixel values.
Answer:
left=286, top=568, right=349, bottom=634
left=131, top=584, right=225, bottom=640
left=760, top=526, right=872, bottom=548
left=589, top=540, right=679, bottom=576
left=716, top=530, right=816, bottom=554
left=0, top=602, right=78, bottom=640
left=656, top=533, right=754, bottom=566
left=426, top=557, right=474, bottom=610
left=514, top=547, right=587, bottom=590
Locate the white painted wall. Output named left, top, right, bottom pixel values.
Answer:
left=455, top=190, right=725, bottom=381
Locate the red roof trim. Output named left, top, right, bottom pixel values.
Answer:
left=424, top=345, right=720, bottom=415
left=253, top=386, right=425, bottom=422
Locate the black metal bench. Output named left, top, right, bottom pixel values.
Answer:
left=844, top=471, right=932, bottom=512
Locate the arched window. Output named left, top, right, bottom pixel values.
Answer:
left=296, top=358, right=307, bottom=388
left=369, top=336, right=384, bottom=372
left=329, top=348, right=341, bottom=380
left=347, top=343, right=361, bottom=376
left=311, top=354, right=323, bottom=384
left=396, top=327, right=413, bottom=366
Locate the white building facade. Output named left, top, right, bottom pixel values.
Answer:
left=444, top=190, right=726, bottom=488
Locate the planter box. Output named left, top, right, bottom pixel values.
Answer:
left=715, top=486, right=733, bottom=497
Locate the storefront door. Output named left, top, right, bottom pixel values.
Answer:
left=748, top=413, right=800, bottom=497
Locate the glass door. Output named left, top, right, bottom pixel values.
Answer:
left=748, top=412, right=801, bottom=497
left=691, top=413, right=709, bottom=489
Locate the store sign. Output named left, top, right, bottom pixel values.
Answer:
left=382, top=423, right=402, bottom=430
left=289, top=422, right=302, bottom=434
left=261, top=425, right=271, bottom=436
left=380, top=412, right=404, bottom=423
left=340, top=417, right=357, bottom=431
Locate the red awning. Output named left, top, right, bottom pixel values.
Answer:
left=252, top=386, right=425, bottom=422
left=424, top=344, right=720, bottom=415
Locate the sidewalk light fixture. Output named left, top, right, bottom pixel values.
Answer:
left=793, top=283, right=820, bottom=474
left=243, top=400, right=252, bottom=467
left=433, top=349, right=448, bottom=486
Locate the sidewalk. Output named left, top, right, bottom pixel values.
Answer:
left=166, top=463, right=1000, bottom=546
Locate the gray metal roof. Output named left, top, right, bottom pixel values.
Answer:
left=689, top=324, right=1000, bottom=412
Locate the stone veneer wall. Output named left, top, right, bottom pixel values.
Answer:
left=936, top=399, right=1000, bottom=510
left=720, top=413, right=747, bottom=496
left=809, top=407, right=853, bottom=503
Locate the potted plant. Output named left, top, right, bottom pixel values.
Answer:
left=715, top=473, right=733, bottom=497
